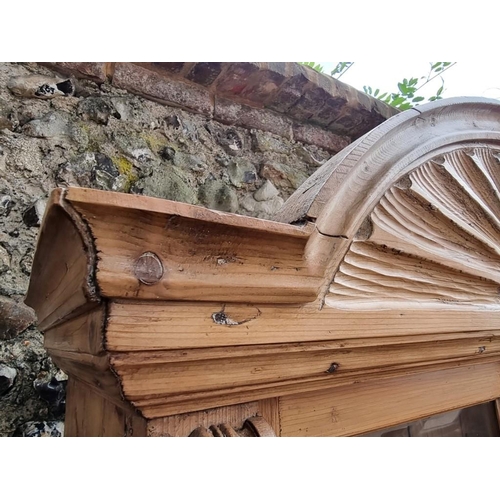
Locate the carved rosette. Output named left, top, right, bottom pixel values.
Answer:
left=327, top=147, right=500, bottom=310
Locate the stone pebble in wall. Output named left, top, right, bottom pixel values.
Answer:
left=7, top=74, right=74, bottom=100
left=77, top=96, right=120, bottom=125
left=0, top=296, right=36, bottom=340
left=0, top=244, right=10, bottom=273
left=56, top=152, right=130, bottom=193
left=260, top=161, right=309, bottom=193
left=136, top=164, right=198, bottom=205
left=0, top=365, right=17, bottom=396
left=22, top=199, right=46, bottom=228
left=0, top=98, right=17, bottom=130
left=0, top=326, right=65, bottom=436
left=226, top=158, right=258, bottom=188
left=22, top=111, right=78, bottom=141
left=199, top=177, right=239, bottom=213
left=13, top=420, right=64, bottom=437
left=241, top=180, right=285, bottom=219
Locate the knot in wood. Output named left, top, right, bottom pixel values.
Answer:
left=134, top=252, right=164, bottom=285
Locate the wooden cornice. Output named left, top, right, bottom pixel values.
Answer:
left=25, top=97, right=500, bottom=436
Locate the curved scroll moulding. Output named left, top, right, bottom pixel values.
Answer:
left=276, top=97, right=500, bottom=308
left=25, top=189, right=101, bottom=330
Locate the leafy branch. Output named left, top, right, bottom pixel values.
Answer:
left=363, top=62, right=456, bottom=110
left=300, top=62, right=325, bottom=73
left=331, top=62, right=354, bottom=79
left=299, top=62, right=354, bottom=80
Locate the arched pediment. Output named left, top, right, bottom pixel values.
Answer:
left=277, top=98, right=500, bottom=310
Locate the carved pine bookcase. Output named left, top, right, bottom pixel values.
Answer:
left=26, top=98, right=500, bottom=436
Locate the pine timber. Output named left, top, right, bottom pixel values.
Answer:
left=65, top=377, right=147, bottom=437
left=279, top=362, right=500, bottom=436
left=25, top=97, right=500, bottom=435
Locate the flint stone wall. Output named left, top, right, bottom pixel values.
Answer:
left=0, top=62, right=396, bottom=436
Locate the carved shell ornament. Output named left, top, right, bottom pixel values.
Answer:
left=328, top=147, right=500, bottom=309
left=277, top=98, right=500, bottom=310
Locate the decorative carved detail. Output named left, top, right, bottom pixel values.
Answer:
left=189, top=417, right=275, bottom=437
left=327, top=147, right=500, bottom=310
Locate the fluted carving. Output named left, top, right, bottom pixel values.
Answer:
left=327, top=147, right=500, bottom=310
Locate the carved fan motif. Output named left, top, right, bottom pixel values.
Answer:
left=326, top=147, right=500, bottom=310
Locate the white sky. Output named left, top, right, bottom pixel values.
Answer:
left=319, top=62, right=500, bottom=101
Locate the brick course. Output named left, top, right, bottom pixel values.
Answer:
left=42, top=61, right=399, bottom=151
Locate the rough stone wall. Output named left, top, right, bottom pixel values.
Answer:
left=0, top=62, right=394, bottom=436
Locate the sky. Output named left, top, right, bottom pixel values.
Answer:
left=319, top=62, right=500, bottom=102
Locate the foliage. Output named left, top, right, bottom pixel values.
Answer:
left=300, top=62, right=354, bottom=80
left=298, top=62, right=456, bottom=110
left=330, top=62, right=354, bottom=79
left=301, top=62, right=325, bottom=73
left=363, top=62, right=456, bottom=110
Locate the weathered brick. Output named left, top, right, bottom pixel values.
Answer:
left=239, top=66, right=286, bottom=105
left=287, top=84, right=331, bottom=122
left=113, top=63, right=212, bottom=115
left=327, top=106, right=367, bottom=136
left=151, top=62, right=185, bottom=74
left=40, top=62, right=108, bottom=82
left=267, top=72, right=309, bottom=113
left=214, top=97, right=241, bottom=123
left=293, top=122, right=350, bottom=152
left=133, top=63, right=194, bottom=80
left=312, top=95, right=348, bottom=127
left=266, top=62, right=288, bottom=76
left=215, top=97, right=292, bottom=139
left=329, top=103, right=397, bottom=139
left=187, top=62, right=223, bottom=86
left=214, top=62, right=260, bottom=96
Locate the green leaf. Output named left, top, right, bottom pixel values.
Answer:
left=374, top=89, right=379, bottom=97
left=412, top=96, right=425, bottom=102
left=390, top=96, right=406, bottom=107
left=437, top=85, right=444, bottom=96
left=300, top=62, right=324, bottom=73
left=399, top=103, right=413, bottom=110
left=378, top=92, right=388, bottom=100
